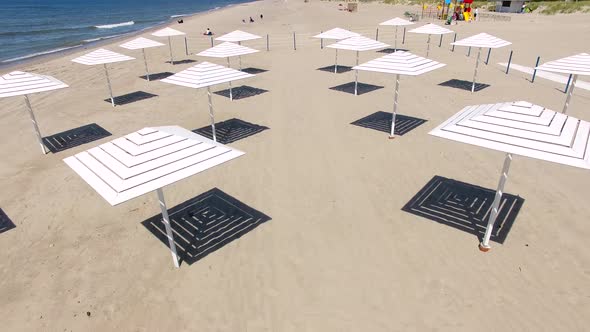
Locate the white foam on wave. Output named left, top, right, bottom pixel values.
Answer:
left=170, top=14, right=188, bottom=18
left=1, top=46, right=80, bottom=63
left=94, top=21, right=134, bottom=29
left=83, top=34, right=122, bottom=43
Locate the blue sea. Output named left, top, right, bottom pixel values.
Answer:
left=0, top=0, right=251, bottom=64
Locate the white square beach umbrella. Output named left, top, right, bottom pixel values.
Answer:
left=120, top=37, right=165, bottom=81
left=64, top=126, right=245, bottom=267
left=151, top=27, right=186, bottom=65
left=535, top=53, right=590, bottom=114
left=71, top=48, right=135, bottom=107
left=314, top=28, right=360, bottom=73
left=408, top=23, right=453, bottom=57
left=0, top=71, right=68, bottom=154
left=430, top=101, right=590, bottom=251
left=450, top=33, right=511, bottom=92
left=215, top=30, right=262, bottom=43
left=353, top=51, right=445, bottom=138
left=379, top=17, right=414, bottom=52
left=327, top=36, right=390, bottom=95
left=161, top=62, right=254, bottom=141
left=196, top=42, right=259, bottom=100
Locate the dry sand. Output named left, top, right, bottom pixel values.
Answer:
left=1, top=1, right=589, bottom=331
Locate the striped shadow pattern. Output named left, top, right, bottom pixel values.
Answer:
left=0, top=71, right=68, bottom=98
left=429, top=101, right=590, bottom=169
left=63, top=126, right=245, bottom=206
left=214, top=85, right=268, bottom=100
left=193, top=118, right=269, bottom=144
left=142, top=187, right=271, bottom=265
left=451, top=33, right=511, bottom=49
left=215, top=30, right=262, bottom=42
left=0, top=208, right=16, bottom=234
left=71, top=48, right=134, bottom=65
left=402, top=176, right=524, bottom=244
left=43, top=123, right=111, bottom=154
left=351, top=111, right=426, bottom=136
left=313, top=28, right=360, bottom=40
left=161, top=62, right=254, bottom=89
left=196, top=42, right=259, bottom=58
left=119, top=37, right=165, bottom=50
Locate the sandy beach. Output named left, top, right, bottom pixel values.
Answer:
left=1, top=0, right=589, bottom=331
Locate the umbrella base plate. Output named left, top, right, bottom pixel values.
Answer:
left=479, top=243, right=492, bottom=252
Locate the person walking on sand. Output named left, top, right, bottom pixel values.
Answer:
left=249, top=16, right=254, bottom=23
left=260, top=14, right=263, bottom=20
left=204, top=28, right=213, bottom=36
left=474, top=7, right=478, bottom=22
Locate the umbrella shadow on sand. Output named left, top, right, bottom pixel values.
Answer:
left=214, top=85, right=268, bottom=100
left=139, top=72, right=174, bottom=81
left=330, top=82, right=384, bottom=95
left=193, top=118, right=269, bottom=144
left=351, top=111, right=427, bottom=136
left=142, top=188, right=271, bottom=266
left=42, top=123, right=111, bottom=153
left=103, top=91, right=158, bottom=106
left=241, top=67, right=268, bottom=75
left=402, top=175, right=524, bottom=244
left=439, top=79, right=491, bottom=92
left=0, top=208, right=15, bottom=234
left=317, top=65, right=353, bottom=73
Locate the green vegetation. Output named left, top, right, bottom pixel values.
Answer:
left=538, top=1, right=590, bottom=15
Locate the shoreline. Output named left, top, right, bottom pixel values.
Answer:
left=0, top=0, right=259, bottom=72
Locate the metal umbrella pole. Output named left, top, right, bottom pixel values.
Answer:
left=142, top=48, right=150, bottom=81
left=394, top=26, right=398, bottom=52
left=354, top=50, right=359, bottom=95
left=238, top=41, right=242, bottom=70
left=471, top=47, right=482, bottom=93
left=334, top=49, right=338, bottom=73
left=226, top=57, right=233, bottom=101
left=479, top=153, right=513, bottom=252
left=156, top=188, right=180, bottom=268
left=426, top=34, right=431, bottom=57
left=168, top=36, right=174, bottom=65
left=103, top=63, right=115, bottom=107
left=206, top=86, right=217, bottom=142
left=562, top=74, right=578, bottom=114
left=389, top=74, right=401, bottom=139
left=24, top=95, right=47, bottom=154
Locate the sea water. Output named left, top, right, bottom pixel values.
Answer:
left=0, top=0, right=251, bottom=64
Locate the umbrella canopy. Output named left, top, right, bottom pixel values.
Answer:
left=315, top=29, right=361, bottom=74
left=196, top=41, right=259, bottom=74
left=353, top=51, right=445, bottom=137
left=379, top=17, right=414, bottom=51
left=71, top=49, right=135, bottom=107
left=119, top=37, right=165, bottom=50
left=450, top=33, right=511, bottom=49
left=313, top=28, right=360, bottom=40
left=196, top=41, right=259, bottom=58
left=379, top=17, right=415, bottom=26
left=161, top=62, right=254, bottom=141
left=64, top=125, right=244, bottom=267
left=151, top=27, right=186, bottom=37
left=0, top=71, right=68, bottom=154
left=408, top=23, right=453, bottom=35
left=450, top=33, right=511, bottom=93
left=71, top=48, right=134, bottom=65
left=120, top=37, right=165, bottom=81
left=327, top=36, right=390, bottom=95
left=151, top=27, right=186, bottom=65
left=429, top=101, right=590, bottom=250
left=215, top=30, right=262, bottom=42
left=408, top=23, right=453, bottom=57
left=535, top=53, right=590, bottom=114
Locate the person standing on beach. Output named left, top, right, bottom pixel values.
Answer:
left=260, top=14, right=263, bottom=20
left=474, top=7, right=478, bottom=22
